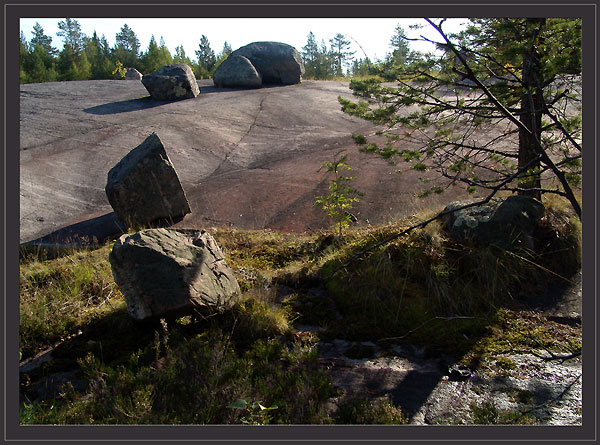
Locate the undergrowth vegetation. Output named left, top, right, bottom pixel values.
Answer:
left=19, top=198, right=581, bottom=425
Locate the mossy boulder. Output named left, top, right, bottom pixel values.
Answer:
left=141, top=63, right=200, bottom=100
left=442, top=195, right=545, bottom=249
left=109, top=228, right=241, bottom=321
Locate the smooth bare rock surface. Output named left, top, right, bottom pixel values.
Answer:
left=230, top=41, right=304, bottom=85
left=141, top=64, right=200, bottom=100
left=20, top=79, right=472, bottom=244
left=109, top=228, right=240, bottom=321
left=124, top=68, right=142, bottom=80
left=442, top=195, right=545, bottom=249
left=212, top=54, right=262, bottom=88
left=105, top=132, right=191, bottom=228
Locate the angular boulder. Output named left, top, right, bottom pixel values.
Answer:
left=442, top=195, right=545, bottom=249
left=213, top=41, right=304, bottom=88
left=141, top=63, right=200, bottom=100
left=109, top=228, right=241, bottom=321
left=124, top=68, right=142, bottom=80
left=212, top=55, right=262, bottom=89
left=105, top=133, right=191, bottom=228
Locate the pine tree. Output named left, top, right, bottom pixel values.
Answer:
left=221, top=41, right=232, bottom=57
left=57, top=44, right=79, bottom=80
left=158, top=36, right=173, bottom=66
left=340, top=18, right=582, bottom=219
left=315, top=39, right=333, bottom=79
left=388, top=24, right=410, bottom=66
left=19, top=31, right=29, bottom=83
left=173, top=45, right=192, bottom=65
left=140, top=35, right=172, bottom=73
left=85, top=31, right=114, bottom=79
left=22, top=23, right=59, bottom=83
left=302, top=31, right=319, bottom=78
left=114, top=24, right=140, bottom=69
left=57, top=18, right=85, bottom=56
left=329, top=33, right=355, bottom=77
left=31, top=22, right=58, bottom=58
left=195, top=35, right=216, bottom=78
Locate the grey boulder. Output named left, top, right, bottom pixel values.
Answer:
left=213, top=41, right=304, bottom=88
left=109, top=228, right=241, bottom=321
left=141, top=63, right=200, bottom=100
left=105, top=133, right=191, bottom=228
left=442, top=195, right=545, bottom=249
left=124, top=68, right=142, bottom=80
left=212, top=55, right=262, bottom=88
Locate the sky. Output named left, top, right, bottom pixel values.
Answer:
left=19, top=18, right=469, bottom=62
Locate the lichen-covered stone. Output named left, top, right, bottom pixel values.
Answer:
left=105, top=133, right=191, bottom=228
left=141, top=64, right=200, bottom=100
left=442, top=195, right=545, bottom=249
left=109, top=228, right=241, bottom=321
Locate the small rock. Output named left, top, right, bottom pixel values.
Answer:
left=124, top=68, right=142, bottom=80
left=448, top=364, right=473, bottom=381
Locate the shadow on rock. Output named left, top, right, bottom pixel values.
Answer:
left=83, top=96, right=168, bottom=115
left=202, top=83, right=295, bottom=94
left=20, top=212, right=185, bottom=257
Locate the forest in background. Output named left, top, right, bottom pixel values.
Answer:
left=19, top=18, right=413, bottom=83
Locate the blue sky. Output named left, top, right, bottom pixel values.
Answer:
left=19, top=18, right=468, bottom=62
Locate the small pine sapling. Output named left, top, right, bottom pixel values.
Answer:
left=315, top=150, right=363, bottom=236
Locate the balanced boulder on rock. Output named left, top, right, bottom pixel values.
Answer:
left=105, top=133, right=191, bottom=228
left=442, top=195, right=545, bottom=249
left=141, top=63, right=200, bottom=100
left=109, top=228, right=241, bottom=321
left=213, top=41, right=304, bottom=88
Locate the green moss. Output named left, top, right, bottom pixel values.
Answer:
left=462, top=308, right=581, bottom=371
left=470, top=401, right=536, bottom=425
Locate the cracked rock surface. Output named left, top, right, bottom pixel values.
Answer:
left=20, top=79, right=469, bottom=244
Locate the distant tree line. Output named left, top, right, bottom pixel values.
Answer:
left=19, top=18, right=232, bottom=83
left=301, top=25, right=414, bottom=79
left=20, top=19, right=415, bottom=84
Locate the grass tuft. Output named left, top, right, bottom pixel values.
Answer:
left=19, top=197, right=581, bottom=424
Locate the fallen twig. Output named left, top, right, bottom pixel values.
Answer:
left=517, top=373, right=582, bottom=417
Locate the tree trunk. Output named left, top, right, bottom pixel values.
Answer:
left=517, top=19, right=545, bottom=201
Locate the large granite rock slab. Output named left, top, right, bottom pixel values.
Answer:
left=212, top=54, right=262, bottom=89
left=105, top=133, right=191, bottom=228
left=141, top=63, right=200, bottom=100
left=109, top=228, right=241, bottom=321
left=442, top=195, right=545, bottom=249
